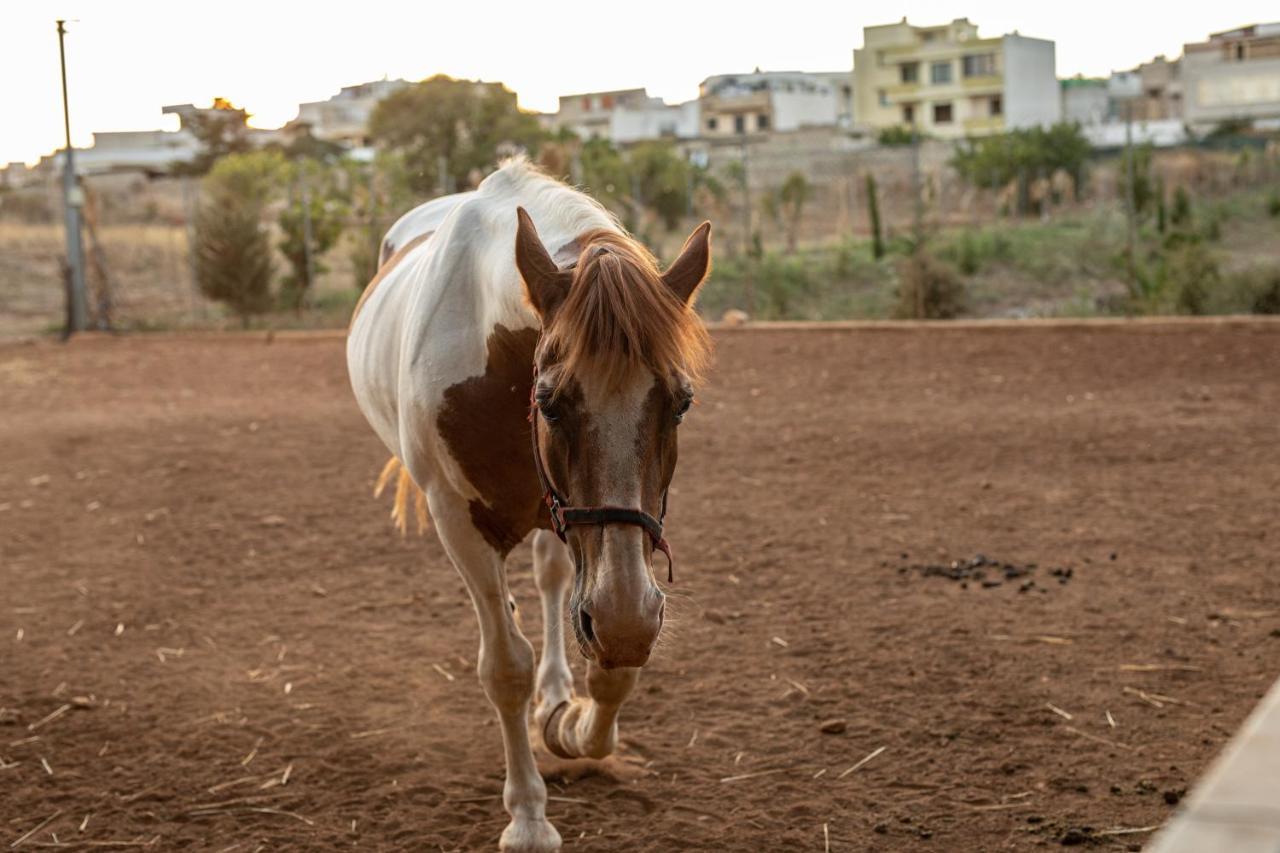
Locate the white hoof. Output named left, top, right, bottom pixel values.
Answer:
left=499, top=817, right=562, bottom=852
left=542, top=697, right=616, bottom=760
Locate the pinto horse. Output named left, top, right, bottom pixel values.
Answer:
left=346, top=159, right=712, bottom=852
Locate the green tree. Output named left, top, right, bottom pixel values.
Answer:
left=578, top=137, right=631, bottom=211
left=778, top=172, right=812, bottom=254
left=277, top=158, right=351, bottom=311
left=194, top=151, right=284, bottom=327
left=368, top=75, right=543, bottom=196
left=348, top=151, right=418, bottom=291
left=1171, top=186, right=1193, bottom=227
left=865, top=173, right=885, bottom=260
left=1118, top=143, right=1156, bottom=217
left=951, top=123, right=1091, bottom=212
left=626, top=141, right=694, bottom=231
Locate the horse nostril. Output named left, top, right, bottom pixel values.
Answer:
left=578, top=607, right=596, bottom=646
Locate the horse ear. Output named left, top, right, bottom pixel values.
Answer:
left=662, top=221, right=712, bottom=304
left=515, top=207, right=570, bottom=319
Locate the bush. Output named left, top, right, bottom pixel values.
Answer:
left=877, top=126, right=917, bottom=147
left=940, top=229, right=1013, bottom=275
left=1268, top=191, right=1280, bottom=219
left=895, top=251, right=965, bottom=319
left=951, top=123, right=1090, bottom=204
left=1222, top=267, right=1280, bottom=314
left=194, top=151, right=283, bottom=327
left=1170, top=186, right=1192, bottom=227
left=1140, top=239, right=1219, bottom=315
left=865, top=173, right=885, bottom=259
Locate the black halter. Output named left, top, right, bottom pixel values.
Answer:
left=528, top=378, right=674, bottom=583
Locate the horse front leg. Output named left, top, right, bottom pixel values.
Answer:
left=542, top=660, right=640, bottom=760
left=532, top=530, right=641, bottom=760
left=531, top=530, right=574, bottom=732
left=428, top=491, right=560, bottom=853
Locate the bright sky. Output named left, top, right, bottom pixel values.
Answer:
left=5, top=1, right=1275, bottom=165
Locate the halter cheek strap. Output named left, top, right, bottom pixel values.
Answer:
left=529, top=382, right=675, bottom=583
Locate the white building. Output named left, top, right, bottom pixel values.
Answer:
left=290, top=79, right=409, bottom=146
left=1181, top=22, right=1280, bottom=128
left=550, top=88, right=660, bottom=140
left=609, top=100, right=701, bottom=144
left=698, top=70, right=847, bottom=137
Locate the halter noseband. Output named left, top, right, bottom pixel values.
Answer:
left=528, top=376, right=674, bottom=583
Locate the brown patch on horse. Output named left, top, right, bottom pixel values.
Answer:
left=437, top=324, right=547, bottom=554
left=350, top=231, right=434, bottom=329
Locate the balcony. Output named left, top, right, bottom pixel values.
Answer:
left=962, top=115, right=1005, bottom=133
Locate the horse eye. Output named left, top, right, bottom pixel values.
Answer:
left=535, top=391, right=560, bottom=423
left=674, top=397, right=693, bottom=423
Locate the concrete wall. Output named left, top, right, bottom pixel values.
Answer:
left=1062, top=83, right=1110, bottom=126
left=610, top=101, right=701, bottom=143
left=1182, top=52, right=1280, bottom=125
left=772, top=91, right=840, bottom=131
left=1002, top=35, right=1060, bottom=129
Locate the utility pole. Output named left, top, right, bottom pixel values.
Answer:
left=56, top=19, right=89, bottom=334
left=1123, top=100, right=1137, bottom=299
left=300, top=170, right=315, bottom=303
left=740, top=140, right=754, bottom=316
left=910, top=124, right=924, bottom=248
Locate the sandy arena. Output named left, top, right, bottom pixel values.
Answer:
left=3, top=322, right=1279, bottom=851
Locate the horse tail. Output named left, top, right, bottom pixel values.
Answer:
left=373, top=456, right=429, bottom=536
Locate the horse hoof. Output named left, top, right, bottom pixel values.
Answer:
left=540, top=700, right=574, bottom=759
left=499, top=817, right=561, bottom=852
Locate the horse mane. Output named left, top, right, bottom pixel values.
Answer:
left=542, top=229, right=710, bottom=392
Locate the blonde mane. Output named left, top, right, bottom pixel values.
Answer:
left=542, top=229, right=710, bottom=392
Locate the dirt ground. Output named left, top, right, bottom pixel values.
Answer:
left=3, top=322, right=1279, bottom=852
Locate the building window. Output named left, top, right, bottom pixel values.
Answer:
left=877, top=89, right=888, bottom=107
left=900, top=62, right=920, bottom=84
left=757, top=113, right=770, bottom=130
left=734, top=114, right=746, bottom=134
left=962, top=53, right=996, bottom=78
left=707, top=117, right=719, bottom=131
left=989, top=95, right=1002, bottom=116
left=902, top=104, right=915, bottom=124
left=933, top=102, right=953, bottom=124
left=931, top=61, right=952, bottom=84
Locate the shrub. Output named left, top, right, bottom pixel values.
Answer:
left=941, top=229, right=1013, bottom=275
left=194, top=151, right=283, bottom=327
left=1254, top=270, right=1280, bottom=314
left=1141, top=239, right=1219, bottom=315
left=1222, top=266, right=1280, bottom=314
left=865, top=173, right=884, bottom=260
left=1268, top=191, right=1280, bottom=219
left=877, top=126, right=917, bottom=147
left=1170, top=186, right=1192, bottom=227
left=895, top=251, right=965, bottom=319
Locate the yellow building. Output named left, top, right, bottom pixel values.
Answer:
left=853, top=18, right=1059, bottom=139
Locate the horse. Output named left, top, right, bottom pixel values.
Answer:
left=346, top=158, right=712, bottom=852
